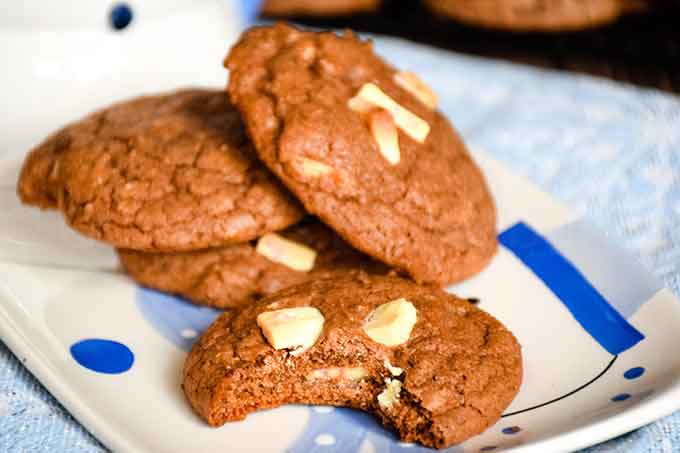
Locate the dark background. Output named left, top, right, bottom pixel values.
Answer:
left=262, top=0, right=680, bottom=93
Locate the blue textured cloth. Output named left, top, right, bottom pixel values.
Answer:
left=1, top=36, right=679, bottom=452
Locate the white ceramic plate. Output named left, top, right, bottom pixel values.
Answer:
left=1, top=16, right=679, bottom=451
left=1, top=149, right=679, bottom=453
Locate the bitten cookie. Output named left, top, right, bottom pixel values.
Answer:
left=262, top=0, right=381, bottom=16
left=118, top=220, right=389, bottom=309
left=17, top=89, right=304, bottom=252
left=183, top=274, right=522, bottom=449
left=424, top=0, right=624, bottom=31
left=226, top=24, right=497, bottom=286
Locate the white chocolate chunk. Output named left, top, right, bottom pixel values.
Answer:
left=296, top=157, right=333, bottom=178
left=309, top=368, right=341, bottom=380
left=394, top=71, right=438, bottom=110
left=256, top=233, right=317, bottom=272
left=355, top=83, right=430, bottom=143
left=293, top=157, right=333, bottom=177
left=344, top=367, right=368, bottom=381
left=308, top=367, right=367, bottom=381
left=347, top=95, right=374, bottom=113
left=363, top=298, right=417, bottom=347
left=257, top=306, right=324, bottom=355
left=300, top=44, right=316, bottom=62
left=369, top=110, right=400, bottom=165
left=384, top=359, right=403, bottom=377
left=377, top=378, right=402, bottom=409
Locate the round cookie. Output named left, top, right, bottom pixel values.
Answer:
left=225, top=24, right=497, bottom=286
left=183, top=273, right=523, bottom=448
left=261, top=0, right=381, bottom=17
left=17, top=89, right=304, bottom=252
left=118, top=219, right=390, bottom=309
left=424, top=0, right=624, bottom=32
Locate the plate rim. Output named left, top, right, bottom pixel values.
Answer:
left=1, top=151, right=679, bottom=453
left=0, top=290, right=140, bottom=452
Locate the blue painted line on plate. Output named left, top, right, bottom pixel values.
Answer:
left=499, top=221, right=644, bottom=355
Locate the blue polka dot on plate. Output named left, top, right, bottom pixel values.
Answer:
left=109, top=3, right=133, bottom=30
left=502, top=426, right=521, bottom=435
left=611, top=393, right=631, bottom=402
left=624, top=367, right=645, bottom=380
left=70, top=339, right=134, bottom=374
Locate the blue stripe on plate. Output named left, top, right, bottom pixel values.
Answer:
left=499, top=222, right=644, bottom=355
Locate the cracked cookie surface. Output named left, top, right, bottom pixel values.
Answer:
left=118, top=219, right=390, bottom=309
left=183, top=273, right=522, bottom=448
left=17, top=88, right=304, bottom=251
left=226, top=24, right=497, bottom=285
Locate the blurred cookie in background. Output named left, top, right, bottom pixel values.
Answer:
left=262, top=0, right=381, bottom=17
left=424, top=0, right=647, bottom=31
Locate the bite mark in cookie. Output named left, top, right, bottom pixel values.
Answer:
left=182, top=274, right=522, bottom=448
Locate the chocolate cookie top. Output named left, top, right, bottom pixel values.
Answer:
left=118, top=219, right=389, bottom=309
left=17, top=89, right=304, bottom=251
left=225, top=24, right=497, bottom=285
left=183, top=273, right=522, bottom=448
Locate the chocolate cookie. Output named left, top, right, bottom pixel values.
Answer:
left=17, top=89, right=304, bottom=251
left=262, top=0, right=381, bottom=17
left=118, top=220, right=389, bottom=309
left=226, top=24, right=497, bottom=286
left=424, top=0, right=624, bottom=31
left=183, top=273, right=522, bottom=448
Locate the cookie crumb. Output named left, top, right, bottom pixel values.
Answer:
left=384, top=359, right=403, bottom=377
left=377, top=378, right=402, bottom=409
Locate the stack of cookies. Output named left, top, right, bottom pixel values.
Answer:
left=17, top=23, right=522, bottom=449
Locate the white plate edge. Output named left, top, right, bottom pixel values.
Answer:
left=506, top=290, right=680, bottom=452
left=0, top=151, right=678, bottom=453
left=0, top=284, right=141, bottom=452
